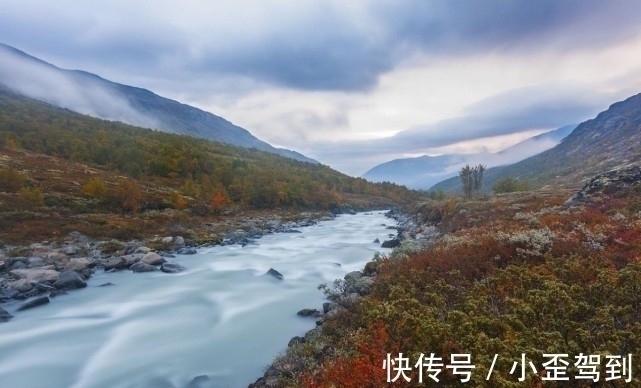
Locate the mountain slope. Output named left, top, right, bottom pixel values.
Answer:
left=431, top=93, right=641, bottom=193
left=0, top=43, right=315, bottom=163
left=363, top=125, right=575, bottom=189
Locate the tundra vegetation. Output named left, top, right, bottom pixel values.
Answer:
left=270, top=178, right=641, bottom=387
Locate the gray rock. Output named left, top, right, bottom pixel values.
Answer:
left=135, top=246, right=151, bottom=254
left=17, top=296, right=50, bottom=311
left=11, top=261, right=27, bottom=270
left=0, top=306, right=12, bottom=322
left=130, top=262, right=159, bottom=273
left=142, top=252, right=165, bottom=266
left=98, top=282, right=115, bottom=287
left=0, top=260, right=4, bottom=271
left=288, top=336, right=304, bottom=347
left=10, top=268, right=60, bottom=283
left=381, top=238, right=401, bottom=248
left=54, top=270, right=87, bottom=290
left=10, top=279, right=33, bottom=293
left=160, top=262, right=186, bottom=273
left=344, top=271, right=363, bottom=282
left=373, top=238, right=380, bottom=243
left=68, top=257, right=91, bottom=271
left=62, top=245, right=80, bottom=256
left=297, top=308, right=322, bottom=318
left=103, top=257, right=127, bottom=271
left=27, top=256, right=45, bottom=268
left=322, top=302, right=338, bottom=314
left=266, top=268, right=284, bottom=280
left=161, top=236, right=173, bottom=244
left=177, top=247, right=197, bottom=255
left=174, top=236, right=185, bottom=247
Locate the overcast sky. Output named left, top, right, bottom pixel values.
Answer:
left=2, top=0, right=641, bottom=175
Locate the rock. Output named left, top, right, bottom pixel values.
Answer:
left=363, top=261, right=379, bottom=276
left=174, top=236, right=185, bottom=247
left=344, top=271, right=363, bottom=282
left=10, top=279, right=33, bottom=293
left=161, top=236, right=173, bottom=244
left=288, top=336, right=304, bottom=347
left=345, top=276, right=374, bottom=296
left=373, top=238, right=380, bottom=244
left=160, top=262, right=186, bottom=273
left=297, top=308, right=322, bottom=318
left=185, top=375, right=210, bottom=388
left=381, top=238, right=401, bottom=248
left=177, top=247, right=197, bottom=255
left=142, top=252, right=165, bottom=266
left=11, top=260, right=27, bottom=270
left=322, top=302, right=338, bottom=314
left=99, top=282, right=115, bottom=287
left=130, top=262, right=159, bottom=273
left=10, top=268, right=60, bottom=283
left=121, top=254, right=142, bottom=266
left=266, top=268, right=284, bottom=280
left=27, top=256, right=45, bottom=268
left=54, top=270, right=87, bottom=290
left=103, top=257, right=128, bottom=271
left=68, top=257, right=91, bottom=271
left=62, top=245, right=80, bottom=256
left=0, top=306, right=12, bottom=322
left=17, top=296, right=50, bottom=311
left=135, top=246, right=151, bottom=254
left=0, top=260, right=4, bottom=271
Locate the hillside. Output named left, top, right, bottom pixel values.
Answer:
left=0, top=43, right=315, bottom=163
left=0, top=89, right=419, bottom=245
left=431, top=93, right=641, bottom=193
left=363, top=125, right=575, bottom=189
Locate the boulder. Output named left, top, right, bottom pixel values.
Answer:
left=177, top=247, right=197, bottom=255
left=0, top=260, right=4, bottom=271
left=27, top=256, right=45, bottom=268
left=142, top=252, right=165, bottom=266
left=373, top=238, right=380, bottom=244
left=160, top=262, right=186, bottom=273
left=161, top=236, right=173, bottom=244
left=266, top=268, right=284, bottom=280
left=17, top=296, right=50, bottom=311
left=10, top=279, right=34, bottom=293
left=297, top=308, right=322, bottom=318
left=174, top=236, right=185, bottom=247
left=62, top=245, right=80, bottom=256
left=381, top=238, right=401, bottom=248
left=288, top=336, right=304, bottom=347
left=54, top=270, right=87, bottom=290
left=130, top=262, right=159, bottom=273
left=10, top=268, right=60, bottom=283
left=68, top=257, right=91, bottom=271
left=0, top=306, right=12, bottom=322
left=103, top=257, right=128, bottom=271
left=135, top=246, right=151, bottom=254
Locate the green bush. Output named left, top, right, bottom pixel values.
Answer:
left=492, top=176, right=530, bottom=193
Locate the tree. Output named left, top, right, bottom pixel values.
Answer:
left=459, top=164, right=486, bottom=198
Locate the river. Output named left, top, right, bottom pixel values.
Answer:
left=0, top=211, right=396, bottom=388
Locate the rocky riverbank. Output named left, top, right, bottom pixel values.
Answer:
left=0, top=210, right=339, bottom=320
left=248, top=207, right=441, bottom=388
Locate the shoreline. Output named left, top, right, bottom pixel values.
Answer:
left=0, top=208, right=358, bottom=319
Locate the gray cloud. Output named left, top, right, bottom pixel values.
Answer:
left=3, top=1, right=641, bottom=93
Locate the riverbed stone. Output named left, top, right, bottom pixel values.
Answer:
left=174, top=236, right=185, bottom=247
left=27, top=256, right=45, bottom=268
left=0, top=306, right=12, bottom=322
left=103, top=257, right=127, bottom=271
left=266, top=268, right=284, bottom=280
left=185, top=375, right=210, bottom=388
left=10, top=279, right=34, bottom=293
left=135, top=246, right=151, bottom=254
left=62, top=245, right=80, bottom=256
left=161, top=236, right=173, bottom=244
left=177, top=247, right=197, bottom=255
left=130, top=262, right=159, bottom=273
left=0, top=261, right=5, bottom=271
left=54, top=270, right=87, bottom=290
left=17, top=296, right=50, bottom=311
left=142, top=252, right=165, bottom=266
left=160, top=262, right=185, bottom=273
left=68, top=257, right=91, bottom=271
left=10, top=268, right=60, bottom=283
left=297, top=308, right=322, bottom=318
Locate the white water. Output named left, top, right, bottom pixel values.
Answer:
left=0, top=211, right=395, bottom=388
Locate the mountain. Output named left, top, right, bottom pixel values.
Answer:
left=362, top=125, right=575, bottom=189
left=0, top=43, right=315, bottom=163
left=431, top=93, right=641, bottom=193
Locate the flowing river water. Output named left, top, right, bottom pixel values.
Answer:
left=0, top=211, right=396, bottom=388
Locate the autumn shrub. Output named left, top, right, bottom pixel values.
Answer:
left=81, top=176, right=107, bottom=200
left=19, top=186, right=44, bottom=208
left=0, top=167, right=24, bottom=192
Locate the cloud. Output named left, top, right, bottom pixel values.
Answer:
left=0, top=44, right=159, bottom=129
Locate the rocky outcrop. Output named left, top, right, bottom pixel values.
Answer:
left=567, top=165, right=641, bottom=204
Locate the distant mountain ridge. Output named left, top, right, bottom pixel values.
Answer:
left=0, top=43, right=315, bottom=163
left=363, top=125, right=575, bottom=189
left=431, top=93, right=641, bottom=193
